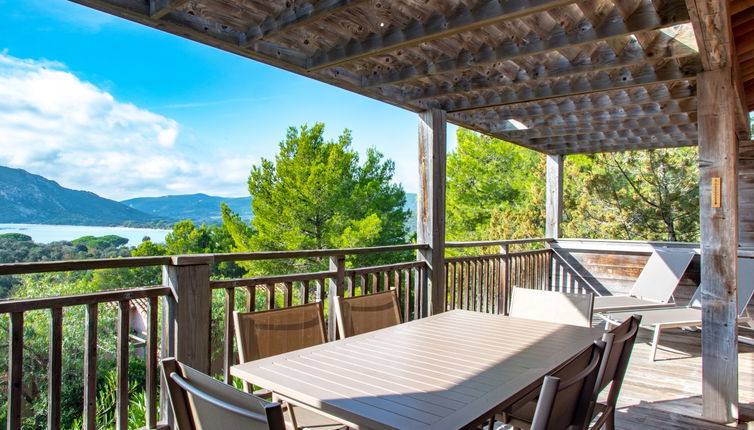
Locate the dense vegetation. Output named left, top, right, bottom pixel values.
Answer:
left=0, top=125, right=701, bottom=428
left=446, top=129, right=700, bottom=245
left=222, top=123, right=412, bottom=274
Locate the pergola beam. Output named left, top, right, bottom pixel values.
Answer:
left=685, top=0, right=749, bottom=137
left=365, top=0, right=690, bottom=88
left=502, top=116, right=697, bottom=139
left=243, top=0, right=369, bottom=46
left=149, top=0, right=188, bottom=19
left=405, top=26, right=698, bottom=103
left=451, top=89, right=697, bottom=125
left=530, top=130, right=698, bottom=147
left=541, top=138, right=697, bottom=154
left=308, top=0, right=580, bottom=72
left=443, top=61, right=699, bottom=113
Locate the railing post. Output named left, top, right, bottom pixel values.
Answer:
left=161, top=255, right=213, bottom=424
left=162, top=255, right=213, bottom=370
left=501, top=245, right=510, bottom=315
left=328, top=256, right=346, bottom=341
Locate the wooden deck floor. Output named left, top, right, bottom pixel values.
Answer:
left=603, top=325, right=754, bottom=430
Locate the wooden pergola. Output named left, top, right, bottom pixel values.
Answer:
left=69, top=0, right=752, bottom=424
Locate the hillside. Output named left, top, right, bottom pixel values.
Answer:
left=0, top=166, right=158, bottom=225
left=122, top=194, right=253, bottom=224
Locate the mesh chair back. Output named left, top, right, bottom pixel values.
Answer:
left=597, top=315, right=641, bottom=396
left=162, top=358, right=285, bottom=430
left=530, top=341, right=605, bottom=430
left=334, top=290, right=402, bottom=338
left=234, top=302, right=327, bottom=362
left=509, top=287, right=594, bottom=327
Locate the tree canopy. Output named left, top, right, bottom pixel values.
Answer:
left=445, top=129, right=700, bottom=245
left=447, top=129, right=545, bottom=243
left=223, top=123, right=411, bottom=273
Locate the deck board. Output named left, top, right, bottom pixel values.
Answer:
left=607, top=323, right=754, bottom=429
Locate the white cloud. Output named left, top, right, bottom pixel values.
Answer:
left=0, top=53, right=252, bottom=200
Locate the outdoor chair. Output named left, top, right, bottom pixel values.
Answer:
left=493, top=339, right=606, bottom=430
left=333, top=289, right=402, bottom=338
left=161, top=357, right=286, bottom=430
left=233, top=302, right=345, bottom=430
left=509, top=287, right=594, bottom=327
left=602, top=257, right=754, bottom=360
left=593, top=248, right=695, bottom=313
left=590, top=315, right=642, bottom=430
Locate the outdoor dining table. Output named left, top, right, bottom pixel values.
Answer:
left=231, top=309, right=604, bottom=430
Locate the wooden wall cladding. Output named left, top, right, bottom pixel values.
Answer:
left=551, top=248, right=700, bottom=302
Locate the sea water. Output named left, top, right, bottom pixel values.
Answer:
left=0, top=224, right=170, bottom=245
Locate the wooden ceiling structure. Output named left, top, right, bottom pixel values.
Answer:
left=69, top=0, right=752, bottom=155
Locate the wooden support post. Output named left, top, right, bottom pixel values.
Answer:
left=418, top=108, right=447, bottom=317
left=698, top=68, right=740, bottom=423
left=162, top=256, right=213, bottom=373
left=545, top=154, right=564, bottom=238
left=328, top=256, right=346, bottom=341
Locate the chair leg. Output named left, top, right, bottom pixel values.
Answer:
left=605, top=408, right=615, bottom=430
left=650, top=325, right=662, bottom=361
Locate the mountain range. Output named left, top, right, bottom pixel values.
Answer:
left=121, top=194, right=252, bottom=224
left=0, top=166, right=417, bottom=230
left=0, top=166, right=158, bottom=226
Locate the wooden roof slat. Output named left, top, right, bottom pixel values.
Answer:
left=403, top=25, right=697, bottom=103
left=440, top=60, right=698, bottom=113
left=71, top=0, right=708, bottom=155
left=242, top=0, right=370, bottom=46
left=451, top=89, right=696, bottom=124
left=498, top=113, right=696, bottom=138
left=364, top=0, right=690, bottom=88
left=307, top=0, right=581, bottom=72
left=542, top=138, right=696, bottom=153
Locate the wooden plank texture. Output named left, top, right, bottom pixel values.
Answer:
left=739, top=141, right=754, bottom=247
left=232, top=310, right=601, bottom=430
left=163, top=263, right=212, bottom=372
left=417, top=108, right=447, bottom=316
left=697, top=68, right=740, bottom=423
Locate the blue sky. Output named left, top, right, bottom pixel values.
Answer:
left=0, top=0, right=458, bottom=200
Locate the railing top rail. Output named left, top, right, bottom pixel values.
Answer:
left=210, top=270, right=335, bottom=289
left=0, top=285, right=170, bottom=314
left=212, top=244, right=428, bottom=263
left=445, top=248, right=552, bottom=263
left=0, top=243, right=429, bottom=276
left=0, top=256, right=173, bottom=276
left=444, top=238, right=553, bottom=248
left=346, top=260, right=426, bottom=275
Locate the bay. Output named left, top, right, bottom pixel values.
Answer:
left=0, top=223, right=171, bottom=245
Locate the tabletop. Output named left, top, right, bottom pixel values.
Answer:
left=231, top=309, right=604, bottom=430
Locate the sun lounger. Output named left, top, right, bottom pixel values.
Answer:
left=593, top=248, right=695, bottom=313
left=603, top=257, right=754, bottom=361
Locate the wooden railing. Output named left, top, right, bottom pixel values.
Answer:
left=209, top=259, right=427, bottom=385
left=0, top=244, right=428, bottom=430
left=444, top=239, right=554, bottom=314
left=0, top=286, right=170, bottom=430
left=0, top=239, right=564, bottom=429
